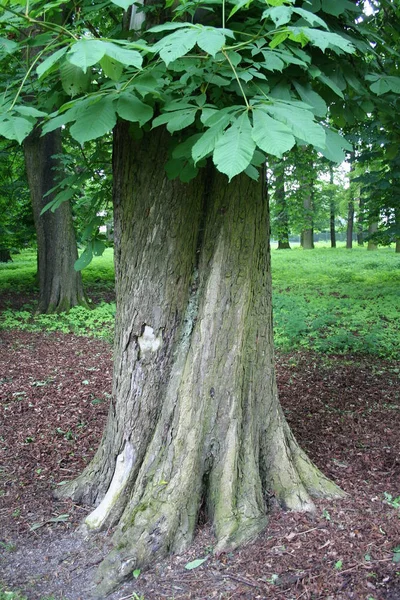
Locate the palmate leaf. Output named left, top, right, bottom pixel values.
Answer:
left=213, top=112, right=256, bottom=180
left=67, top=39, right=106, bottom=73
left=116, top=92, right=153, bottom=126
left=60, top=60, right=91, bottom=97
left=152, top=108, right=197, bottom=133
left=36, top=47, right=68, bottom=78
left=154, top=28, right=199, bottom=66
left=316, top=129, right=352, bottom=163
left=293, top=82, right=327, bottom=117
left=196, top=28, right=226, bottom=57
left=192, top=113, right=232, bottom=164
left=251, top=108, right=295, bottom=157
left=266, top=103, right=326, bottom=147
left=0, top=116, right=34, bottom=143
left=70, top=96, right=117, bottom=145
left=300, top=28, right=355, bottom=54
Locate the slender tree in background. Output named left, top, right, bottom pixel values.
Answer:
left=24, top=128, right=88, bottom=312
left=270, top=158, right=291, bottom=249
left=1, top=0, right=399, bottom=594
left=329, top=165, right=336, bottom=248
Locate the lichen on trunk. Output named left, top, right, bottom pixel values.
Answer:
left=55, top=122, right=344, bottom=596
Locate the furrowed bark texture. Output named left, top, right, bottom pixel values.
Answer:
left=56, top=123, right=344, bottom=596
left=24, top=128, right=87, bottom=313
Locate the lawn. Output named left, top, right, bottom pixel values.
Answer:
left=1, top=244, right=398, bottom=358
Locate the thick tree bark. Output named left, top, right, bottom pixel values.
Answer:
left=55, top=123, right=343, bottom=596
left=346, top=200, right=354, bottom=249
left=24, top=128, right=88, bottom=313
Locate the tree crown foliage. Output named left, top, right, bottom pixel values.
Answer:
left=1, top=0, right=395, bottom=183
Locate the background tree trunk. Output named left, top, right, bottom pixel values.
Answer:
left=55, top=123, right=343, bottom=596
left=274, top=161, right=291, bottom=249
left=346, top=200, right=354, bottom=249
left=367, top=221, right=378, bottom=251
left=24, top=128, right=87, bottom=313
left=302, top=192, right=314, bottom=249
left=329, top=166, right=336, bottom=248
left=0, top=248, right=12, bottom=262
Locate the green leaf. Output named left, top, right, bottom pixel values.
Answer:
left=100, top=55, right=124, bottom=81
left=263, top=6, right=292, bottom=27
left=155, top=29, right=200, bottom=65
left=75, top=246, right=93, bottom=271
left=117, top=92, right=153, bottom=126
left=266, top=104, right=325, bottom=147
left=244, top=164, right=259, bottom=180
left=92, top=239, right=106, bottom=256
left=251, top=108, right=295, bottom=157
left=301, top=28, right=355, bottom=54
left=149, top=22, right=194, bottom=33
left=184, top=556, right=208, bottom=570
left=40, top=187, right=75, bottom=215
left=152, top=108, right=197, bottom=133
left=192, top=114, right=232, bottom=164
left=0, top=117, right=34, bottom=144
left=334, top=560, right=343, bottom=570
left=102, top=42, right=143, bottom=69
left=321, top=0, right=357, bottom=16
left=213, top=112, right=256, bottom=180
left=317, top=73, right=344, bottom=99
left=70, top=96, right=117, bottom=145
left=67, top=39, right=107, bottom=73
left=36, top=47, right=68, bottom=78
left=60, top=60, right=92, bottom=97
left=261, top=51, right=285, bottom=72
left=317, top=129, right=352, bottom=163
left=196, top=27, right=226, bottom=57
left=269, top=31, right=290, bottom=49
left=292, top=8, right=328, bottom=29
left=293, top=82, right=327, bottom=117
left=0, top=37, right=18, bottom=55
left=109, top=0, right=134, bottom=9
left=132, top=569, right=141, bottom=579
left=13, top=106, right=47, bottom=118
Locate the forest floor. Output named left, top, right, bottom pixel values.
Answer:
left=1, top=327, right=400, bottom=600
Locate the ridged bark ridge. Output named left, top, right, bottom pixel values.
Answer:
left=24, top=128, right=88, bottom=313
left=55, top=122, right=344, bottom=596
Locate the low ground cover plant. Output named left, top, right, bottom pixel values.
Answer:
left=1, top=245, right=398, bottom=358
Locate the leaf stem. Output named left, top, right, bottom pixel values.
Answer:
left=222, top=49, right=250, bottom=109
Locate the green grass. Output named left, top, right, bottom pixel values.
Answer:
left=271, top=245, right=400, bottom=358
left=0, top=248, right=115, bottom=293
left=1, top=245, right=399, bottom=358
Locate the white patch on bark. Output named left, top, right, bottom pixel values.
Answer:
left=129, top=0, right=145, bottom=31
left=85, top=442, right=135, bottom=530
left=138, top=325, right=162, bottom=359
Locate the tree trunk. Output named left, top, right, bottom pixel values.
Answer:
left=0, top=248, right=12, bottom=262
left=302, top=193, right=314, bottom=249
left=55, top=123, right=343, bottom=596
left=367, top=221, right=378, bottom=251
left=329, top=166, right=336, bottom=248
left=394, top=208, right=400, bottom=253
left=24, top=128, right=88, bottom=313
left=357, top=197, right=364, bottom=246
left=274, top=161, right=291, bottom=249
left=346, top=200, right=354, bottom=249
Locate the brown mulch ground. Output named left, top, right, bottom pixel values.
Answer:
left=1, top=329, right=400, bottom=600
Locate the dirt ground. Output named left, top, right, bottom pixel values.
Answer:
left=1, top=329, right=400, bottom=600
